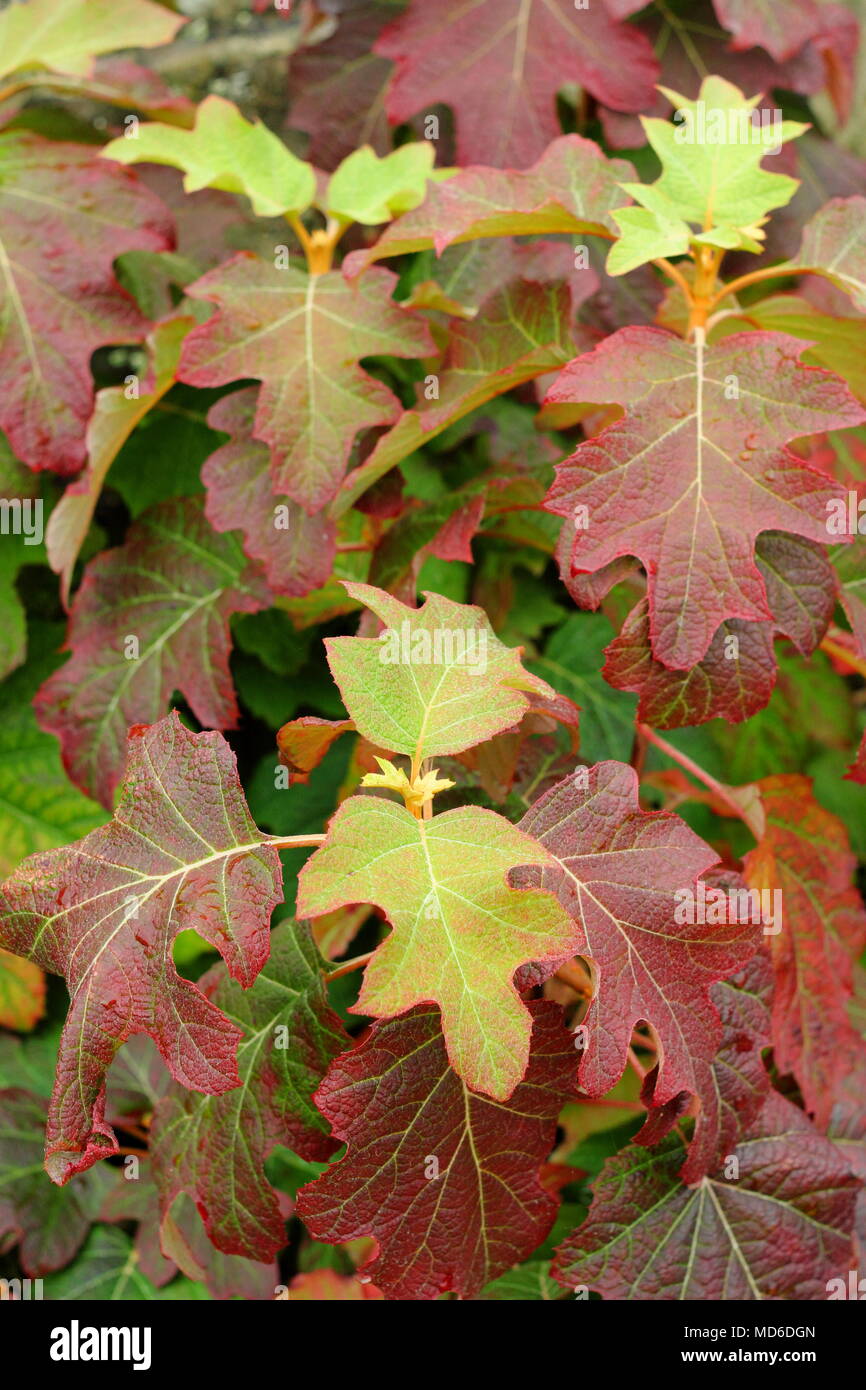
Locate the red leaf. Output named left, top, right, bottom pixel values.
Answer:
left=743, top=776, right=866, bottom=1127
left=150, top=923, right=348, bottom=1261
left=0, top=134, right=172, bottom=474
left=376, top=0, right=658, bottom=166
left=545, top=327, right=864, bottom=669
left=286, top=1, right=395, bottom=170
left=203, top=388, right=337, bottom=597
left=276, top=717, right=356, bottom=784
left=553, top=1091, right=859, bottom=1300
left=0, top=714, right=283, bottom=1184
left=713, top=0, right=829, bottom=61
left=510, top=763, right=761, bottom=1158
left=297, top=1001, right=576, bottom=1300
left=35, top=497, right=269, bottom=808
left=179, top=255, right=435, bottom=512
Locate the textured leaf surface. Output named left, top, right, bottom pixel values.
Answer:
left=298, top=1001, right=575, bottom=1299
left=326, top=582, right=556, bottom=762
left=376, top=0, right=658, bottom=165
left=789, top=197, right=866, bottom=313
left=546, top=327, right=864, bottom=668
left=511, top=762, right=760, bottom=1166
left=743, top=776, right=866, bottom=1127
left=0, top=0, right=183, bottom=81
left=0, top=133, right=172, bottom=474
left=604, top=533, right=836, bottom=727
left=35, top=497, right=269, bottom=808
left=553, top=1092, right=859, bottom=1300
left=179, top=256, right=434, bottom=512
left=203, top=388, right=336, bottom=598
left=0, top=715, right=283, bottom=1183
left=103, top=95, right=315, bottom=218
left=344, top=135, right=634, bottom=276
left=640, top=945, right=774, bottom=1185
left=150, top=922, right=347, bottom=1261
left=297, top=796, right=578, bottom=1099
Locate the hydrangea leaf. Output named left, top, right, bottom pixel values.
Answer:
left=102, top=95, right=315, bottom=219
left=376, top=0, right=658, bottom=166
left=0, top=714, right=284, bottom=1183
left=285, top=0, right=395, bottom=170
left=0, top=132, right=172, bottom=474
left=336, top=275, right=589, bottom=513
left=510, top=762, right=761, bottom=1163
left=0, top=949, right=45, bottom=1031
left=43, top=1226, right=202, bottom=1300
left=788, top=196, right=866, bottom=314
left=202, top=388, right=336, bottom=598
left=35, top=497, right=270, bottom=809
left=150, top=922, right=347, bottom=1262
left=344, top=136, right=635, bottom=278
left=297, top=797, right=579, bottom=1100
left=325, top=581, right=558, bottom=763
left=298, top=1001, right=576, bottom=1299
left=553, top=1092, right=859, bottom=1300
left=46, top=316, right=192, bottom=608
left=712, top=0, right=828, bottom=62
left=179, top=256, right=435, bottom=512
left=743, top=776, right=866, bottom=1127
left=607, top=76, right=807, bottom=275
left=604, top=533, right=836, bottom=727
left=639, top=943, right=774, bottom=1185
left=0, top=1088, right=111, bottom=1275
left=0, top=0, right=184, bottom=82
left=325, top=142, right=439, bottom=225
left=545, top=326, right=864, bottom=669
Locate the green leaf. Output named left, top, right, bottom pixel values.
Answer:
left=325, top=581, right=557, bottom=764
left=43, top=1227, right=192, bottom=1300
left=297, top=796, right=578, bottom=1099
left=0, top=0, right=183, bottom=82
left=529, top=613, right=637, bottom=763
left=608, top=75, right=807, bottom=275
left=102, top=95, right=316, bottom=218
left=325, top=142, right=438, bottom=225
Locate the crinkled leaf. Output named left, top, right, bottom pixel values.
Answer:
left=0, top=714, right=283, bottom=1184
left=0, top=132, right=172, bottom=474
left=0, top=0, right=183, bottom=81
left=46, top=316, right=192, bottom=608
left=511, top=761, right=761, bottom=1177
left=179, top=256, right=434, bottom=512
left=545, top=326, right=864, bottom=669
left=35, top=497, right=270, bottom=808
left=743, top=775, right=866, bottom=1127
left=376, top=0, right=658, bottom=165
left=203, top=388, right=336, bottom=598
left=102, top=95, right=315, bottom=218
left=553, top=1092, right=859, bottom=1300
left=150, top=921, right=347, bottom=1262
left=344, top=135, right=635, bottom=278
left=298, top=1001, right=575, bottom=1299
left=298, top=796, right=579, bottom=1099
left=325, top=581, right=557, bottom=762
